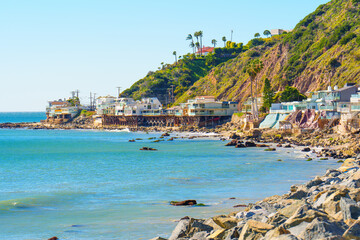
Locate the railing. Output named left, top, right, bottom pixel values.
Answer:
left=319, top=105, right=337, bottom=111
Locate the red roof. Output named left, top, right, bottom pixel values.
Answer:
left=195, top=47, right=214, bottom=54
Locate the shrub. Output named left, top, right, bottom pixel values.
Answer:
left=339, top=33, right=356, bottom=45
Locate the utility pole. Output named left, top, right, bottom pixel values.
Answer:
left=116, top=87, right=121, bottom=98
left=76, top=89, right=79, bottom=98
left=71, top=91, right=75, bottom=99
left=93, top=93, right=96, bottom=110
left=90, top=92, right=92, bottom=110
left=231, top=30, right=233, bottom=42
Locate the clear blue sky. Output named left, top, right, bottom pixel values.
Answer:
left=0, top=0, right=328, bottom=111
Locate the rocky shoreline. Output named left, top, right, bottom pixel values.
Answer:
left=152, top=158, right=360, bottom=240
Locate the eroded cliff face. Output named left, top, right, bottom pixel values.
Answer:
left=176, top=0, right=360, bottom=105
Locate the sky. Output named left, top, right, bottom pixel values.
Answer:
left=0, top=0, right=329, bottom=111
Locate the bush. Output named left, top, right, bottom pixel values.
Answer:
left=248, top=50, right=260, bottom=57
left=339, top=33, right=356, bottom=45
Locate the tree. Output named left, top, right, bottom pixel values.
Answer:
left=246, top=59, right=264, bottom=119
left=263, top=30, right=271, bottom=38
left=279, top=86, right=307, bottom=102
left=194, top=31, right=201, bottom=55
left=254, top=33, right=260, bottom=38
left=328, top=58, right=341, bottom=87
left=262, top=78, right=274, bottom=110
left=186, top=34, right=195, bottom=53
left=198, top=31, right=203, bottom=56
left=211, top=39, right=217, bottom=48
left=222, top=36, right=227, bottom=47
left=173, top=51, right=177, bottom=63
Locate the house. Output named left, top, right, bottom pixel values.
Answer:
left=114, top=98, right=137, bottom=116
left=96, top=96, right=116, bottom=115
left=195, top=47, right=214, bottom=56
left=46, top=99, right=80, bottom=122
left=180, top=96, right=238, bottom=116
left=271, top=29, right=287, bottom=36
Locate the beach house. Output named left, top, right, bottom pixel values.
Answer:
left=180, top=96, right=238, bottom=116
left=96, top=96, right=116, bottom=115
left=46, top=99, right=80, bottom=123
left=195, top=47, right=214, bottom=56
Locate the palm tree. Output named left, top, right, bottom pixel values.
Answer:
left=254, top=33, right=260, bottom=38
left=222, top=36, right=227, bottom=47
left=173, top=51, right=177, bottom=63
left=198, top=31, right=203, bottom=56
left=194, top=31, right=201, bottom=55
left=195, top=42, right=200, bottom=53
left=211, top=39, right=217, bottom=48
left=246, top=59, right=264, bottom=119
left=189, top=42, right=195, bottom=54
left=263, top=30, right=271, bottom=38
left=186, top=34, right=195, bottom=53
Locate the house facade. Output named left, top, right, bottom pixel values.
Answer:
left=180, top=96, right=238, bottom=116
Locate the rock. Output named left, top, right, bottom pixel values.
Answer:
left=284, top=144, right=292, bottom=148
left=278, top=200, right=304, bottom=218
left=340, top=197, right=360, bottom=221
left=305, top=177, right=323, bottom=188
left=288, top=190, right=307, bottom=200
left=270, top=234, right=299, bottom=240
left=245, top=141, right=257, bottom=147
left=169, top=218, right=192, bottom=240
left=235, top=143, right=246, bottom=148
left=229, top=132, right=240, bottom=140
left=140, top=147, right=157, bottom=151
left=207, top=229, right=226, bottom=240
left=325, top=169, right=341, bottom=178
left=263, top=226, right=290, bottom=239
left=225, top=140, right=237, bottom=146
left=129, top=139, right=135, bottom=142
left=349, top=188, right=360, bottom=202
left=224, top=226, right=242, bottom=240
left=212, top=215, right=239, bottom=229
left=339, top=158, right=358, bottom=172
left=322, top=189, right=349, bottom=217
left=238, top=220, right=274, bottom=240
left=284, top=204, right=328, bottom=228
left=150, top=237, right=167, bottom=240
left=264, top=148, right=276, bottom=152
left=302, top=147, right=311, bottom=152
left=189, top=231, right=209, bottom=240
left=170, top=200, right=197, bottom=206
left=298, top=218, right=346, bottom=240
left=256, top=144, right=269, bottom=147
left=343, top=219, right=360, bottom=240
left=161, top=133, right=170, bottom=137
left=48, top=238, right=58, bottom=240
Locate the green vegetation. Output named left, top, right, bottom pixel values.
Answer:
left=274, top=86, right=307, bottom=103
left=80, top=109, right=95, bottom=117
left=123, top=0, right=360, bottom=108
left=262, top=78, right=274, bottom=110
left=67, top=97, right=80, bottom=106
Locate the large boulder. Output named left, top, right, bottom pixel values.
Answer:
left=287, top=190, right=307, bottom=200
left=212, top=215, right=239, bottom=229
left=284, top=204, right=328, bottom=228
left=340, top=197, right=360, bottom=221
left=297, top=218, right=347, bottom=240
left=207, top=229, right=226, bottom=240
left=169, top=218, right=192, bottom=240
left=238, top=220, right=274, bottom=240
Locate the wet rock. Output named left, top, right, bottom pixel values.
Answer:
left=256, top=144, right=269, bottom=148
left=225, top=140, right=237, bottom=146
left=140, top=147, right=157, bottom=151
left=245, top=141, right=257, bottom=147
left=48, top=237, right=58, bottom=240
left=235, top=143, right=246, bottom=148
left=264, top=148, right=276, bottom=152
left=284, top=204, right=328, bottom=228
left=161, top=133, right=170, bottom=137
left=170, top=200, right=197, bottom=206
left=150, top=237, right=167, bottom=240
left=302, top=147, right=311, bottom=152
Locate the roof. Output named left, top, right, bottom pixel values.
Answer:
left=195, top=47, right=214, bottom=54
left=195, top=96, right=215, bottom=99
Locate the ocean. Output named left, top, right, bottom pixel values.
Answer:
left=0, top=113, right=339, bottom=239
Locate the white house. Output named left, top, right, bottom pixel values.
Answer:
left=96, top=96, right=116, bottom=115
left=180, top=96, right=238, bottom=116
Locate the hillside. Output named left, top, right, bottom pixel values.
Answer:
left=123, top=0, right=360, bottom=107
left=176, top=0, right=360, bottom=106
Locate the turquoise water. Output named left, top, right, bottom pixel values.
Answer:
left=0, top=112, right=46, bottom=123
left=0, top=114, right=340, bottom=239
